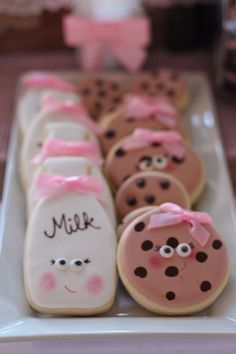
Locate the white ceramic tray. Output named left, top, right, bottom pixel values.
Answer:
left=1, top=72, right=236, bottom=351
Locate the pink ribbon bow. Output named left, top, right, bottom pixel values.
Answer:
left=63, top=15, right=150, bottom=72
left=41, top=95, right=102, bottom=135
left=34, top=173, right=103, bottom=201
left=147, top=203, right=212, bottom=247
left=32, top=139, right=103, bottom=166
left=22, top=72, right=75, bottom=92
left=124, top=95, right=177, bottom=128
left=123, top=128, right=185, bottom=159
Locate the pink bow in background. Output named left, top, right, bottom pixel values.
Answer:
left=32, top=139, right=103, bottom=166
left=123, top=128, right=185, bottom=159
left=148, top=203, right=212, bottom=247
left=63, top=15, right=150, bottom=72
left=41, top=96, right=102, bottom=135
left=35, top=173, right=103, bottom=201
left=124, top=95, right=177, bottom=128
left=22, top=72, right=75, bottom=92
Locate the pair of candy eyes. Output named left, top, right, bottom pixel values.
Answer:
left=159, top=243, right=193, bottom=258
left=139, top=155, right=168, bottom=171
left=50, top=258, right=91, bottom=271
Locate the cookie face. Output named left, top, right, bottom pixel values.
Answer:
left=115, top=172, right=190, bottom=219
left=99, top=108, right=187, bottom=156
left=78, top=78, right=123, bottom=119
left=118, top=208, right=229, bottom=315
left=129, top=70, right=188, bottom=109
left=105, top=136, right=204, bottom=202
left=24, top=193, right=117, bottom=314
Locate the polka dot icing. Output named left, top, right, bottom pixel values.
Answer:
left=118, top=207, right=229, bottom=315
left=115, top=171, right=190, bottom=220
left=212, top=240, right=222, bottom=250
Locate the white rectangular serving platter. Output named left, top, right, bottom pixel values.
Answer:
left=1, top=71, right=236, bottom=351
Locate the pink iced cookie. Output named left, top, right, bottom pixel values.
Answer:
left=105, top=128, right=205, bottom=203
left=115, top=171, right=190, bottom=220
left=99, top=95, right=188, bottom=156
left=117, top=203, right=229, bottom=315
left=128, top=69, right=189, bottom=109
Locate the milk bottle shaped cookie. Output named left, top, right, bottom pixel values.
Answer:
left=24, top=174, right=117, bottom=315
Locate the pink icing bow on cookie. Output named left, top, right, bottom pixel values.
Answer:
left=34, top=173, right=103, bottom=201
left=147, top=203, right=212, bottom=247
left=41, top=96, right=102, bottom=135
left=32, top=139, right=103, bottom=166
left=22, top=72, right=75, bottom=92
left=123, top=128, right=184, bottom=159
left=124, top=95, right=177, bottom=128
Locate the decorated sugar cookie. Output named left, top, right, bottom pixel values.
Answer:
left=128, top=69, right=189, bottom=109
left=115, top=171, right=190, bottom=220
left=118, top=203, right=229, bottom=315
left=99, top=95, right=188, bottom=155
left=24, top=174, right=117, bottom=315
left=18, top=72, right=78, bottom=135
left=28, top=156, right=116, bottom=228
left=105, top=128, right=205, bottom=203
left=20, top=98, right=102, bottom=189
left=78, top=77, right=124, bottom=119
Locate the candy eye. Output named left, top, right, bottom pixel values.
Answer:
left=138, top=156, right=152, bottom=171
left=159, top=245, right=174, bottom=258
left=152, top=155, right=168, bottom=170
left=176, top=243, right=192, bottom=257
left=70, top=258, right=84, bottom=272
left=55, top=258, right=68, bottom=271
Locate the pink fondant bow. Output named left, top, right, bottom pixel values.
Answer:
left=148, top=203, right=212, bottom=247
left=22, top=72, right=75, bottom=92
left=32, top=139, right=103, bottom=166
left=124, top=95, right=177, bottom=128
left=35, top=173, right=103, bottom=201
left=124, top=128, right=184, bottom=158
left=41, top=95, right=102, bottom=135
left=63, top=15, right=150, bottom=72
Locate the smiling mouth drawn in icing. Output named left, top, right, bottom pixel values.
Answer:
left=64, top=285, right=77, bottom=293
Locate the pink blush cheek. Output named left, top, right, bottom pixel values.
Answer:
left=86, top=275, right=104, bottom=295
left=40, top=272, right=57, bottom=291
left=149, top=255, right=163, bottom=268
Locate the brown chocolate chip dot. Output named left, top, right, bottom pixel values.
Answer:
left=200, top=281, right=212, bottom=292
left=134, top=222, right=145, bottom=232
left=141, top=81, right=149, bottom=90
left=82, top=88, right=90, bottom=96
left=134, top=266, right=147, bottom=278
left=126, top=197, right=137, bottom=207
left=160, top=180, right=170, bottom=190
left=111, top=82, right=119, bottom=90
left=212, top=240, right=222, bottom=250
left=156, top=82, right=164, bottom=90
left=115, top=148, right=126, bottom=157
left=113, top=97, right=121, bottom=104
left=141, top=240, right=154, bottom=251
left=136, top=178, right=146, bottom=188
left=145, top=195, right=156, bottom=204
left=105, top=130, right=116, bottom=139
left=94, top=101, right=102, bottom=110
left=95, top=79, right=103, bottom=86
left=165, top=266, right=179, bottom=277
left=196, top=252, right=208, bottom=263
left=166, top=291, right=175, bottom=301
left=167, top=89, right=175, bottom=97
left=167, top=237, right=179, bottom=249
left=98, top=90, right=106, bottom=97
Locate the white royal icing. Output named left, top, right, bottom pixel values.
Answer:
left=18, top=88, right=79, bottom=136
left=27, top=156, right=117, bottom=228
left=24, top=192, right=117, bottom=313
left=20, top=112, right=101, bottom=189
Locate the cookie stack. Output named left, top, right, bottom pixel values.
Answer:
left=19, top=72, right=117, bottom=315
left=18, top=70, right=229, bottom=316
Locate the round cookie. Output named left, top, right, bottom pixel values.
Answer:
left=128, top=69, right=189, bottom=109
left=115, top=171, right=190, bottom=220
left=105, top=128, right=205, bottom=203
left=78, top=77, right=124, bottom=119
left=99, top=95, right=188, bottom=155
left=117, top=203, right=229, bottom=315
